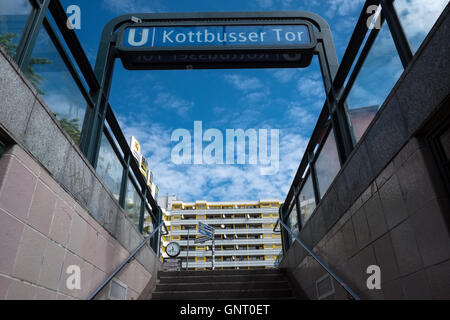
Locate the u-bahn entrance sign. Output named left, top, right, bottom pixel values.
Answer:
left=117, top=23, right=316, bottom=69
left=85, top=12, right=354, bottom=192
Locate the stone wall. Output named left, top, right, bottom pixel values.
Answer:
left=0, top=42, right=161, bottom=299
left=280, top=6, right=450, bottom=299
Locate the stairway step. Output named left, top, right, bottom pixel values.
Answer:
left=152, top=288, right=294, bottom=300
left=158, top=268, right=283, bottom=278
left=158, top=274, right=285, bottom=284
left=154, top=280, right=290, bottom=292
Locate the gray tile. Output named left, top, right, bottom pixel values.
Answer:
left=365, top=96, right=409, bottom=176
left=38, top=240, right=66, bottom=290
left=364, top=193, right=388, bottom=241
left=382, top=278, right=405, bottom=300
left=373, top=233, right=400, bottom=284
left=426, top=260, right=450, bottom=300
left=341, top=220, right=358, bottom=259
left=401, top=269, right=432, bottom=300
left=358, top=244, right=378, bottom=279
left=308, top=206, right=327, bottom=248
left=396, top=149, right=441, bottom=214
left=379, top=173, right=408, bottom=230
left=6, top=279, right=37, bottom=300
left=410, top=198, right=450, bottom=267
left=393, top=138, right=423, bottom=170
left=0, top=54, right=36, bottom=141
left=352, top=207, right=371, bottom=251
left=343, top=141, right=374, bottom=205
left=375, top=162, right=395, bottom=190
left=390, top=219, right=423, bottom=276
left=23, top=102, right=71, bottom=181
left=12, top=226, right=48, bottom=283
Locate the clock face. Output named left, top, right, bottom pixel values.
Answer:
left=166, top=242, right=181, bottom=257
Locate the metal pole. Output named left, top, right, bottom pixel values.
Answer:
left=212, top=236, right=215, bottom=270
left=186, top=229, right=190, bottom=270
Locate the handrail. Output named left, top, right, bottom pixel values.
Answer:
left=273, top=219, right=360, bottom=300
left=88, top=221, right=169, bottom=300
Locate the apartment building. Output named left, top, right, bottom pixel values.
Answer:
left=159, top=197, right=283, bottom=270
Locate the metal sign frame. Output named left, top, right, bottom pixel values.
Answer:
left=85, top=11, right=354, bottom=186
left=115, top=20, right=317, bottom=70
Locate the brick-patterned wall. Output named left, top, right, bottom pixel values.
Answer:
left=284, top=138, right=450, bottom=299
left=279, top=6, right=450, bottom=300
left=0, top=145, right=154, bottom=299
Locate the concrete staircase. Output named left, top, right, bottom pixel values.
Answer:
left=151, top=268, right=301, bottom=300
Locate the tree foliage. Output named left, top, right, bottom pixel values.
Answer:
left=0, top=32, right=52, bottom=94
left=54, top=113, right=82, bottom=145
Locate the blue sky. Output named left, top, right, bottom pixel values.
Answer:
left=3, top=0, right=447, bottom=202
left=60, top=0, right=446, bottom=203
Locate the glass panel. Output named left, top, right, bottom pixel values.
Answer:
left=97, top=132, right=123, bottom=201
left=394, top=0, right=449, bottom=54
left=0, top=0, right=33, bottom=57
left=143, top=208, right=154, bottom=237
left=124, top=177, right=142, bottom=228
left=346, top=21, right=403, bottom=143
left=286, top=203, right=299, bottom=248
left=314, top=128, right=341, bottom=198
left=25, top=24, right=88, bottom=144
left=298, top=174, right=316, bottom=225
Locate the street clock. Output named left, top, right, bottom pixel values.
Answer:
left=166, top=242, right=181, bottom=257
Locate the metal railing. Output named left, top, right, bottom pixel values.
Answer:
left=88, top=221, right=169, bottom=300
left=1, top=0, right=163, bottom=239
left=274, top=219, right=360, bottom=300
left=281, top=0, right=416, bottom=242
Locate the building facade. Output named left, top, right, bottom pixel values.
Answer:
left=159, top=197, right=283, bottom=270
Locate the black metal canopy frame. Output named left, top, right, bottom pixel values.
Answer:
left=84, top=11, right=354, bottom=190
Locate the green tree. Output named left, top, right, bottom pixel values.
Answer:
left=54, top=113, right=82, bottom=145
left=0, top=32, right=51, bottom=94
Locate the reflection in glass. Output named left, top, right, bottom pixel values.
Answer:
left=346, top=22, right=403, bottom=143
left=394, top=0, right=448, bottom=54
left=97, top=133, right=123, bottom=201
left=0, top=0, right=32, bottom=57
left=298, top=174, right=316, bottom=225
left=143, top=208, right=154, bottom=236
left=26, top=25, right=88, bottom=144
left=125, top=178, right=142, bottom=228
left=348, top=105, right=378, bottom=142
left=315, top=128, right=341, bottom=198
left=286, top=203, right=299, bottom=248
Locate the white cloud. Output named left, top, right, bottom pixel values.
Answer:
left=101, top=0, right=165, bottom=14
left=297, top=78, right=324, bottom=99
left=394, top=0, right=448, bottom=39
left=117, top=115, right=309, bottom=202
left=271, top=69, right=299, bottom=83
left=224, top=74, right=264, bottom=92
left=325, top=0, right=365, bottom=18
left=0, top=0, right=30, bottom=14
left=287, top=103, right=317, bottom=128
left=154, top=91, right=194, bottom=116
